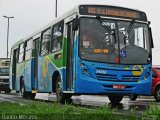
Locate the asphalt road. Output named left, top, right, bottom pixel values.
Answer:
left=0, top=93, right=159, bottom=115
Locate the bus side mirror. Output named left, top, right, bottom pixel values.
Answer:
left=149, top=27, right=154, bottom=48
left=72, top=17, right=79, bottom=31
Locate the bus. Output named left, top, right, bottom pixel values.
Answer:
left=9, top=5, right=154, bottom=103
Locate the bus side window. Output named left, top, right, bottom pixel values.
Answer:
left=18, top=43, right=24, bottom=63
left=41, top=28, right=51, bottom=56
left=24, top=39, right=32, bottom=61
left=51, top=21, right=64, bottom=52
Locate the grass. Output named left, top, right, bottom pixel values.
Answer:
left=143, top=104, right=160, bottom=119
left=0, top=101, right=145, bottom=120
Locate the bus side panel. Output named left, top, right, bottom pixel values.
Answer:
left=37, top=54, right=65, bottom=92
left=31, top=58, right=38, bottom=90
left=24, top=60, right=32, bottom=92
left=38, top=56, right=54, bottom=92
left=15, top=62, right=25, bottom=91
left=38, top=56, right=45, bottom=92
left=41, top=57, right=53, bottom=92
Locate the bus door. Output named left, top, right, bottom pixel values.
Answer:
left=11, top=48, right=18, bottom=89
left=65, top=15, right=77, bottom=91
left=33, top=37, right=40, bottom=90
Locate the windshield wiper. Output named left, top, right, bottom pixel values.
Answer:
left=123, top=19, right=135, bottom=46
left=96, top=16, right=115, bottom=35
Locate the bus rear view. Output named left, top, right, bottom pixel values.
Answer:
left=75, top=5, right=153, bottom=103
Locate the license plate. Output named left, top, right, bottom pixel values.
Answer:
left=113, top=85, right=125, bottom=89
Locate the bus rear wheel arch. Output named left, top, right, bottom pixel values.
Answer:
left=20, top=78, right=36, bottom=99
left=20, top=78, right=29, bottom=98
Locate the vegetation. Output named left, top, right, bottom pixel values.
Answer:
left=0, top=101, right=155, bottom=120
left=143, top=104, right=160, bottom=120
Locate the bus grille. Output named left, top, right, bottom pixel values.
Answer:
left=96, top=74, right=140, bottom=82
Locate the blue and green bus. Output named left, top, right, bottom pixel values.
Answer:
left=9, top=5, right=154, bottom=103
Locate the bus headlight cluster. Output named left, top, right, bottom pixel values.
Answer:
left=80, top=63, right=85, bottom=68
left=80, top=63, right=90, bottom=75
left=82, top=69, right=88, bottom=74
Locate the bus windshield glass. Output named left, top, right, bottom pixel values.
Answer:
left=79, top=17, right=151, bottom=64
left=0, top=67, right=9, bottom=76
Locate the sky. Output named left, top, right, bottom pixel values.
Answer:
left=0, top=0, right=160, bottom=64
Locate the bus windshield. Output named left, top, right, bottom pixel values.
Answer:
left=79, top=17, right=151, bottom=64
left=0, top=67, right=9, bottom=76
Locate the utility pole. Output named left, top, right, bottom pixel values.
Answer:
left=55, top=0, right=57, bottom=18
left=3, top=15, right=14, bottom=58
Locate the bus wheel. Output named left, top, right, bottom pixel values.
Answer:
left=55, top=76, right=72, bottom=104
left=28, top=93, right=36, bottom=99
left=20, top=81, right=29, bottom=98
left=129, top=94, right=138, bottom=101
left=108, top=95, right=123, bottom=104
left=154, top=86, right=160, bottom=102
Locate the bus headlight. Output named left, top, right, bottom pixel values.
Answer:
left=80, top=63, right=85, bottom=68
left=83, top=69, right=88, bottom=74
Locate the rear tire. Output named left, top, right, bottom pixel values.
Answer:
left=129, top=94, right=138, bottom=101
left=28, top=93, right=36, bottom=99
left=154, top=86, right=160, bottom=102
left=108, top=95, right=123, bottom=104
left=55, top=75, right=72, bottom=104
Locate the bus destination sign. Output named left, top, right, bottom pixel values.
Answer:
left=79, top=5, right=147, bottom=21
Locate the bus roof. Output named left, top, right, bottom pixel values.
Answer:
left=11, top=4, right=147, bottom=49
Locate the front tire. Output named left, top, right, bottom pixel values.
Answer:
left=154, top=86, right=160, bottom=102
left=129, top=94, right=138, bottom=101
left=108, top=95, right=123, bottom=104
left=55, top=75, right=72, bottom=104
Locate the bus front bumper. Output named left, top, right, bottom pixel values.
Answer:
left=75, top=75, right=152, bottom=95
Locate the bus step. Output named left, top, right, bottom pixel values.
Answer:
left=32, top=90, right=38, bottom=93
left=63, top=91, right=74, bottom=93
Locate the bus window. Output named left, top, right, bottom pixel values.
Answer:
left=24, top=39, right=32, bottom=61
left=18, top=43, right=24, bottom=63
left=41, top=28, right=51, bottom=56
left=51, top=22, right=63, bottom=52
